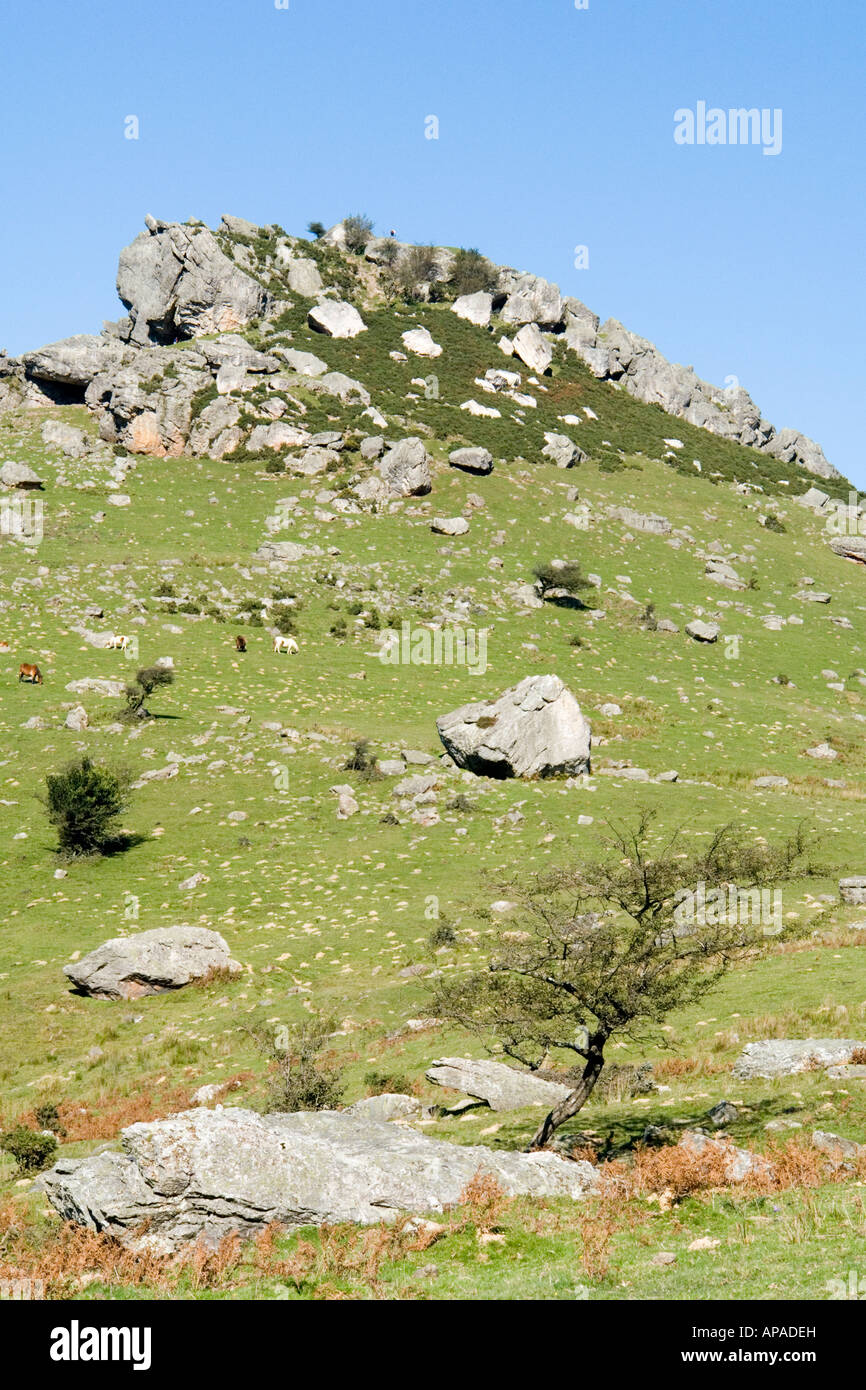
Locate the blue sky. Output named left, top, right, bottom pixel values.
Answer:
left=2, top=0, right=863, bottom=480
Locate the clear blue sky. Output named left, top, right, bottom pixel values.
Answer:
left=2, top=0, right=863, bottom=481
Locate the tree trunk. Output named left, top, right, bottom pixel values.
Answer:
left=527, top=1035, right=607, bottom=1151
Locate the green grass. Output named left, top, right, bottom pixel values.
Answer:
left=1, top=267, right=865, bottom=1298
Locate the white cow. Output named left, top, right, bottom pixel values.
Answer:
left=108, top=634, right=130, bottom=651
left=273, top=634, right=299, bottom=655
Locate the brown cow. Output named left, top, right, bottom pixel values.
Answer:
left=19, top=663, right=42, bottom=684
left=235, top=635, right=247, bottom=653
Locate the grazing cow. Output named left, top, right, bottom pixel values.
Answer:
left=0, top=642, right=10, bottom=653
left=18, top=663, right=42, bottom=684
left=235, top=635, right=247, bottom=653
left=108, top=634, right=130, bottom=651
left=273, top=635, right=299, bottom=655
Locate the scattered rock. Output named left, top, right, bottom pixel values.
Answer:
left=63, top=927, right=241, bottom=1000
left=733, top=1039, right=866, bottom=1080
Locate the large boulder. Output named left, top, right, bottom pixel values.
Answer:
left=377, top=437, right=432, bottom=497
left=114, top=218, right=272, bottom=345
left=22, top=335, right=128, bottom=394
left=449, top=446, right=493, bottom=475
left=685, top=619, right=720, bottom=643
left=542, top=432, right=586, bottom=469
left=281, top=256, right=323, bottom=298
left=733, top=1039, right=866, bottom=1080
left=427, top=1058, right=572, bottom=1111
left=402, top=327, right=442, bottom=358
left=0, top=460, right=44, bottom=489
left=63, top=926, right=241, bottom=1000
left=39, top=1106, right=599, bottom=1253
left=512, top=323, right=552, bottom=375
left=451, top=292, right=493, bottom=327
left=499, top=273, right=564, bottom=329
left=436, top=674, right=591, bottom=779
left=830, top=535, right=866, bottom=564
left=308, top=301, right=367, bottom=339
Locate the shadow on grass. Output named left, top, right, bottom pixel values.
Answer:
left=436, top=1093, right=809, bottom=1161
left=53, top=831, right=150, bottom=862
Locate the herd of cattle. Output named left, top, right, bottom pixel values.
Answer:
left=10, top=632, right=299, bottom=687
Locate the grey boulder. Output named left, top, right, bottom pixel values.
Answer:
left=308, top=300, right=367, bottom=339
left=685, top=619, right=720, bottom=643
left=449, top=446, right=493, bottom=475
left=0, top=460, right=44, bottom=489
left=377, top=437, right=432, bottom=497
left=426, top=1057, right=572, bottom=1111
left=451, top=292, right=493, bottom=327
left=733, top=1039, right=866, bottom=1079
left=115, top=219, right=271, bottom=345
left=39, top=1106, right=599, bottom=1253
left=63, top=926, right=241, bottom=1000
left=437, top=673, right=591, bottom=779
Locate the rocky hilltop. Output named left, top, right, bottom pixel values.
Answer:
left=0, top=213, right=839, bottom=481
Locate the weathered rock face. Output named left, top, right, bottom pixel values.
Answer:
left=733, top=1039, right=866, bottom=1080
left=498, top=272, right=564, bottom=329
left=437, top=674, right=591, bottom=779
left=113, top=217, right=272, bottom=346
left=678, top=1130, right=772, bottom=1183
left=542, top=432, right=585, bottom=469
left=22, top=335, right=130, bottom=403
left=63, top=926, right=241, bottom=1000
left=39, top=1106, right=599, bottom=1252
left=607, top=505, right=671, bottom=535
left=511, top=323, right=552, bottom=375
left=564, top=314, right=838, bottom=480
left=431, top=516, right=469, bottom=536
left=830, top=535, right=866, bottom=563
left=426, top=1057, right=572, bottom=1111
left=347, top=1093, right=423, bottom=1122
left=377, top=437, right=432, bottom=497
left=839, top=877, right=866, bottom=904
left=451, top=291, right=493, bottom=327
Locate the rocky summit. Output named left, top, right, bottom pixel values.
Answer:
left=0, top=213, right=839, bottom=480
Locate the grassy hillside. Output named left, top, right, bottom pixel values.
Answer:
left=1, top=253, right=865, bottom=1300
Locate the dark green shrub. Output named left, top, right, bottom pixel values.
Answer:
left=123, top=666, right=175, bottom=722
left=344, top=739, right=382, bottom=781
left=34, top=1102, right=66, bottom=1136
left=343, top=213, right=374, bottom=253
left=390, top=245, right=440, bottom=301
left=0, top=1125, right=58, bottom=1174
left=363, top=1070, right=413, bottom=1097
left=44, top=757, right=130, bottom=856
left=428, top=920, right=457, bottom=948
left=245, top=1018, right=344, bottom=1113
left=533, top=560, right=594, bottom=602
left=449, top=247, right=499, bottom=297
left=271, top=603, right=298, bottom=636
